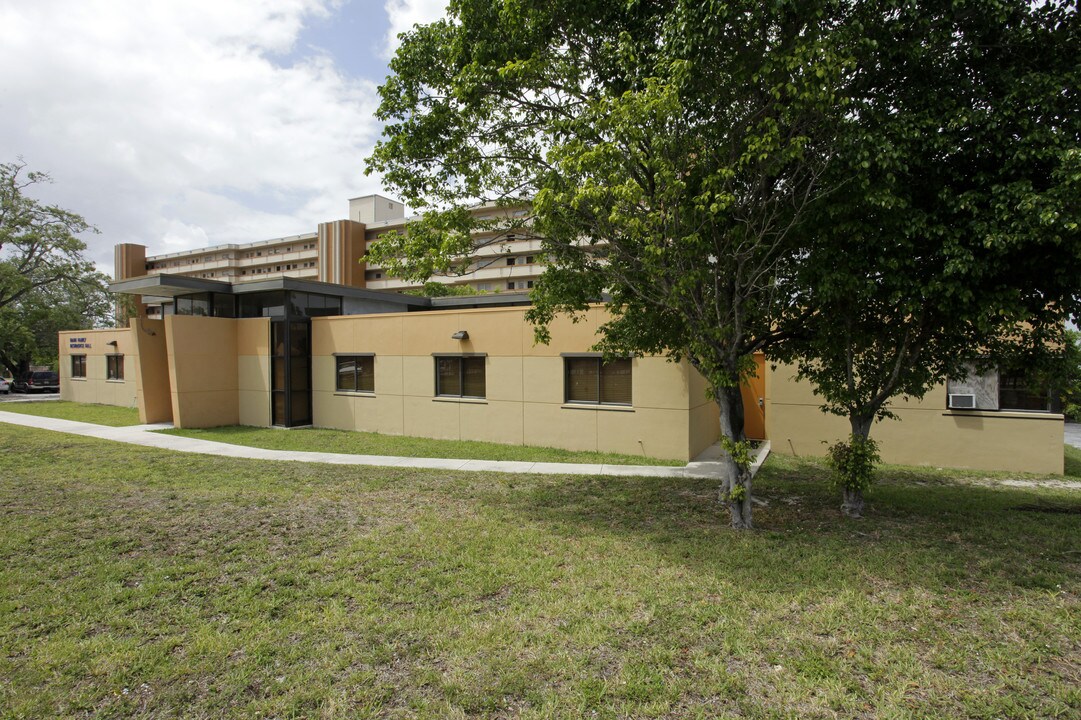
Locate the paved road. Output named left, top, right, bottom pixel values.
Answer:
left=1066, top=423, right=1081, bottom=450
left=0, top=392, right=60, bottom=403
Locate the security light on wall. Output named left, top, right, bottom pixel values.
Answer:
left=451, top=331, right=468, bottom=340
left=107, top=340, right=119, bottom=347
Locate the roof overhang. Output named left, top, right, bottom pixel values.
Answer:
left=109, top=274, right=231, bottom=298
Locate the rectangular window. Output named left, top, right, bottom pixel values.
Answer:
left=506, top=257, right=516, bottom=266
left=435, top=356, right=485, bottom=398
left=999, top=372, right=1053, bottom=412
left=106, top=354, right=124, bottom=381
left=71, top=355, right=86, bottom=378
left=564, top=357, right=632, bottom=405
left=947, top=364, right=1055, bottom=412
left=335, top=355, right=374, bottom=393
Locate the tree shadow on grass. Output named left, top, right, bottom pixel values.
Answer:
left=483, top=456, right=1081, bottom=596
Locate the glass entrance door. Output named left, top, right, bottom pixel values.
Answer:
left=271, top=320, right=311, bottom=427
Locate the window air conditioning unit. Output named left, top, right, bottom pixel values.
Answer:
left=948, top=394, right=977, bottom=409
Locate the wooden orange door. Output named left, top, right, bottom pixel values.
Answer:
left=740, top=352, right=766, bottom=440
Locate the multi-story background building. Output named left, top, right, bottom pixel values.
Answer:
left=115, top=194, right=541, bottom=317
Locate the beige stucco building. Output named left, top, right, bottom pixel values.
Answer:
left=59, top=273, right=1065, bottom=473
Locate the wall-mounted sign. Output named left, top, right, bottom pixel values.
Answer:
left=68, top=337, right=92, bottom=349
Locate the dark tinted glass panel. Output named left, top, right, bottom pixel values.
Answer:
left=239, top=291, right=286, bottom=318
left=290, top=358, right=310, bottom=390
left=271, top=322, right=286, bottom=356
left=72, top=356, right=86, bottom=378
left=336, top=357, right=356, bottom=391
left=436, top=357, right=461, bottom=396
left=263, top=292, right=285, bottom=317
left=191, top=293, right=210, bottom=317
left=565, top=358, right=598, bottom=403
left=290, top=322, right=309, bottom=356
left=999, top=374, right=1051, bottom=411
left=289, top=292, right=308, bottom=316
left=272, top=393, right=286, bottom=425
left=462, top=357, right=485, bottom=398
left=107, top=355, right=124, bottom=381
left=600, top=359, right=632, bottom=405
left=213, top=294, right=235, bottom=318
left=356, top=356, right=374, bottom=392
left=324, top=296, right=341, bottom=316
left=291, top=391, right=311, bottom=424
left=175, top=296, right=192, bottom=315
left=272, top=358, right=286, bottom=391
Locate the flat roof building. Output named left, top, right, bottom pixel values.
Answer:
left=65, top=192, right=1065, bottom=474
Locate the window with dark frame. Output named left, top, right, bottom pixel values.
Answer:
left=946, top=364, right=1056, bottom=413
left=564, top=357, right=632, bottom=405
left=336, top=355, right=374, bottom=393
left=435, top=356, right=485, bottom=398
left=71, top=354, right=86, bottom=378
left=106, top=354, right=124, bottom=381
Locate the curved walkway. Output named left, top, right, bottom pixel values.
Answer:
left=0, top=410, right=767, bottom=480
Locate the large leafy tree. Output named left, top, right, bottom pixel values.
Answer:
left=776, top=0, right=1081, bottom=516
left=0, top=160, right=110, bottom=376
left=368, top=0, right=852, bottom=528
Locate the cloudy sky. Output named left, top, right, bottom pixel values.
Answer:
left=0, top=0, right=448, bottom=276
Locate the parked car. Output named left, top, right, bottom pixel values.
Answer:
left=13, top=370, right=60, bottom=393
left=0, top=377, right=8, bottom=394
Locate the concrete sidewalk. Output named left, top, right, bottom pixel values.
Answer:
left=0, top=410, right=766, bottom=480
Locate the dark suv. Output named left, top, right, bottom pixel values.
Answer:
left=13, top=371, right=60, bottom=393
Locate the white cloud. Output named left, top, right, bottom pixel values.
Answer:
left=383, top=0, right=449, bottom=58
left=0, top=0, right=387, bottom=276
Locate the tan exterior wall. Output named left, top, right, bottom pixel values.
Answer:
left=164, top=316, right=239, bottom=428
left=131, top=318, right=172, bottom=423
left=236, top=318, right=271, bottom=427
left=311, top=306, right=711, bottom=461
left=766, top=362, right=1064, bottom=474
left=58, top=328, right=138, bottom=407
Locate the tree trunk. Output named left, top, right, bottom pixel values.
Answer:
left=849, top=415, right=873, bottom=440
left=717, top=385, right=753, bottom=529
left=841, top=414, right=874, bottom=518
left=841, top=486, right=864, bottom=518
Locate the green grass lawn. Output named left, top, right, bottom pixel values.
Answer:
left=1065, top=444, right=1081, bottom=478
left=158, top=425, right=685, bottom=466
left=0, top=400, right=141, bottom=426
left=1, top=426, right=1078, bottom=718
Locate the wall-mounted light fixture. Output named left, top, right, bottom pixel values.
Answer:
left=107, top=340, right=119, bottom=347
left=451, top=330, right=468, bottom=340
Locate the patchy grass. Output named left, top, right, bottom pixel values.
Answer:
left=158, top=425, right=685, bottom=466
left=0, top=400, right=141, bottom=427
left=1065, top=444, right=1081, bottom=478
left=0, top=426, right=1078, bottom=718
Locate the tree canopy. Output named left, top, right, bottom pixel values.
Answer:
left=368, top=0, right=1081, bottom=527
left=774, top=0, right=1081, bottom=515
left=0, top=160, right=110, bottom=376
left=369, top=0, right=853, bottom=528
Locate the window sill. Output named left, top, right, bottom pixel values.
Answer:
left=334, top=391, right=376, bottom=398
left=561, top=403, right=635, bottom=413
left=943, top=409, right=1064, bottom=421
left=433, top=396, right=488, bottom=405
left=70, top=377, right=87, bottom=382
left=106, top=379, right=125, bottom=384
